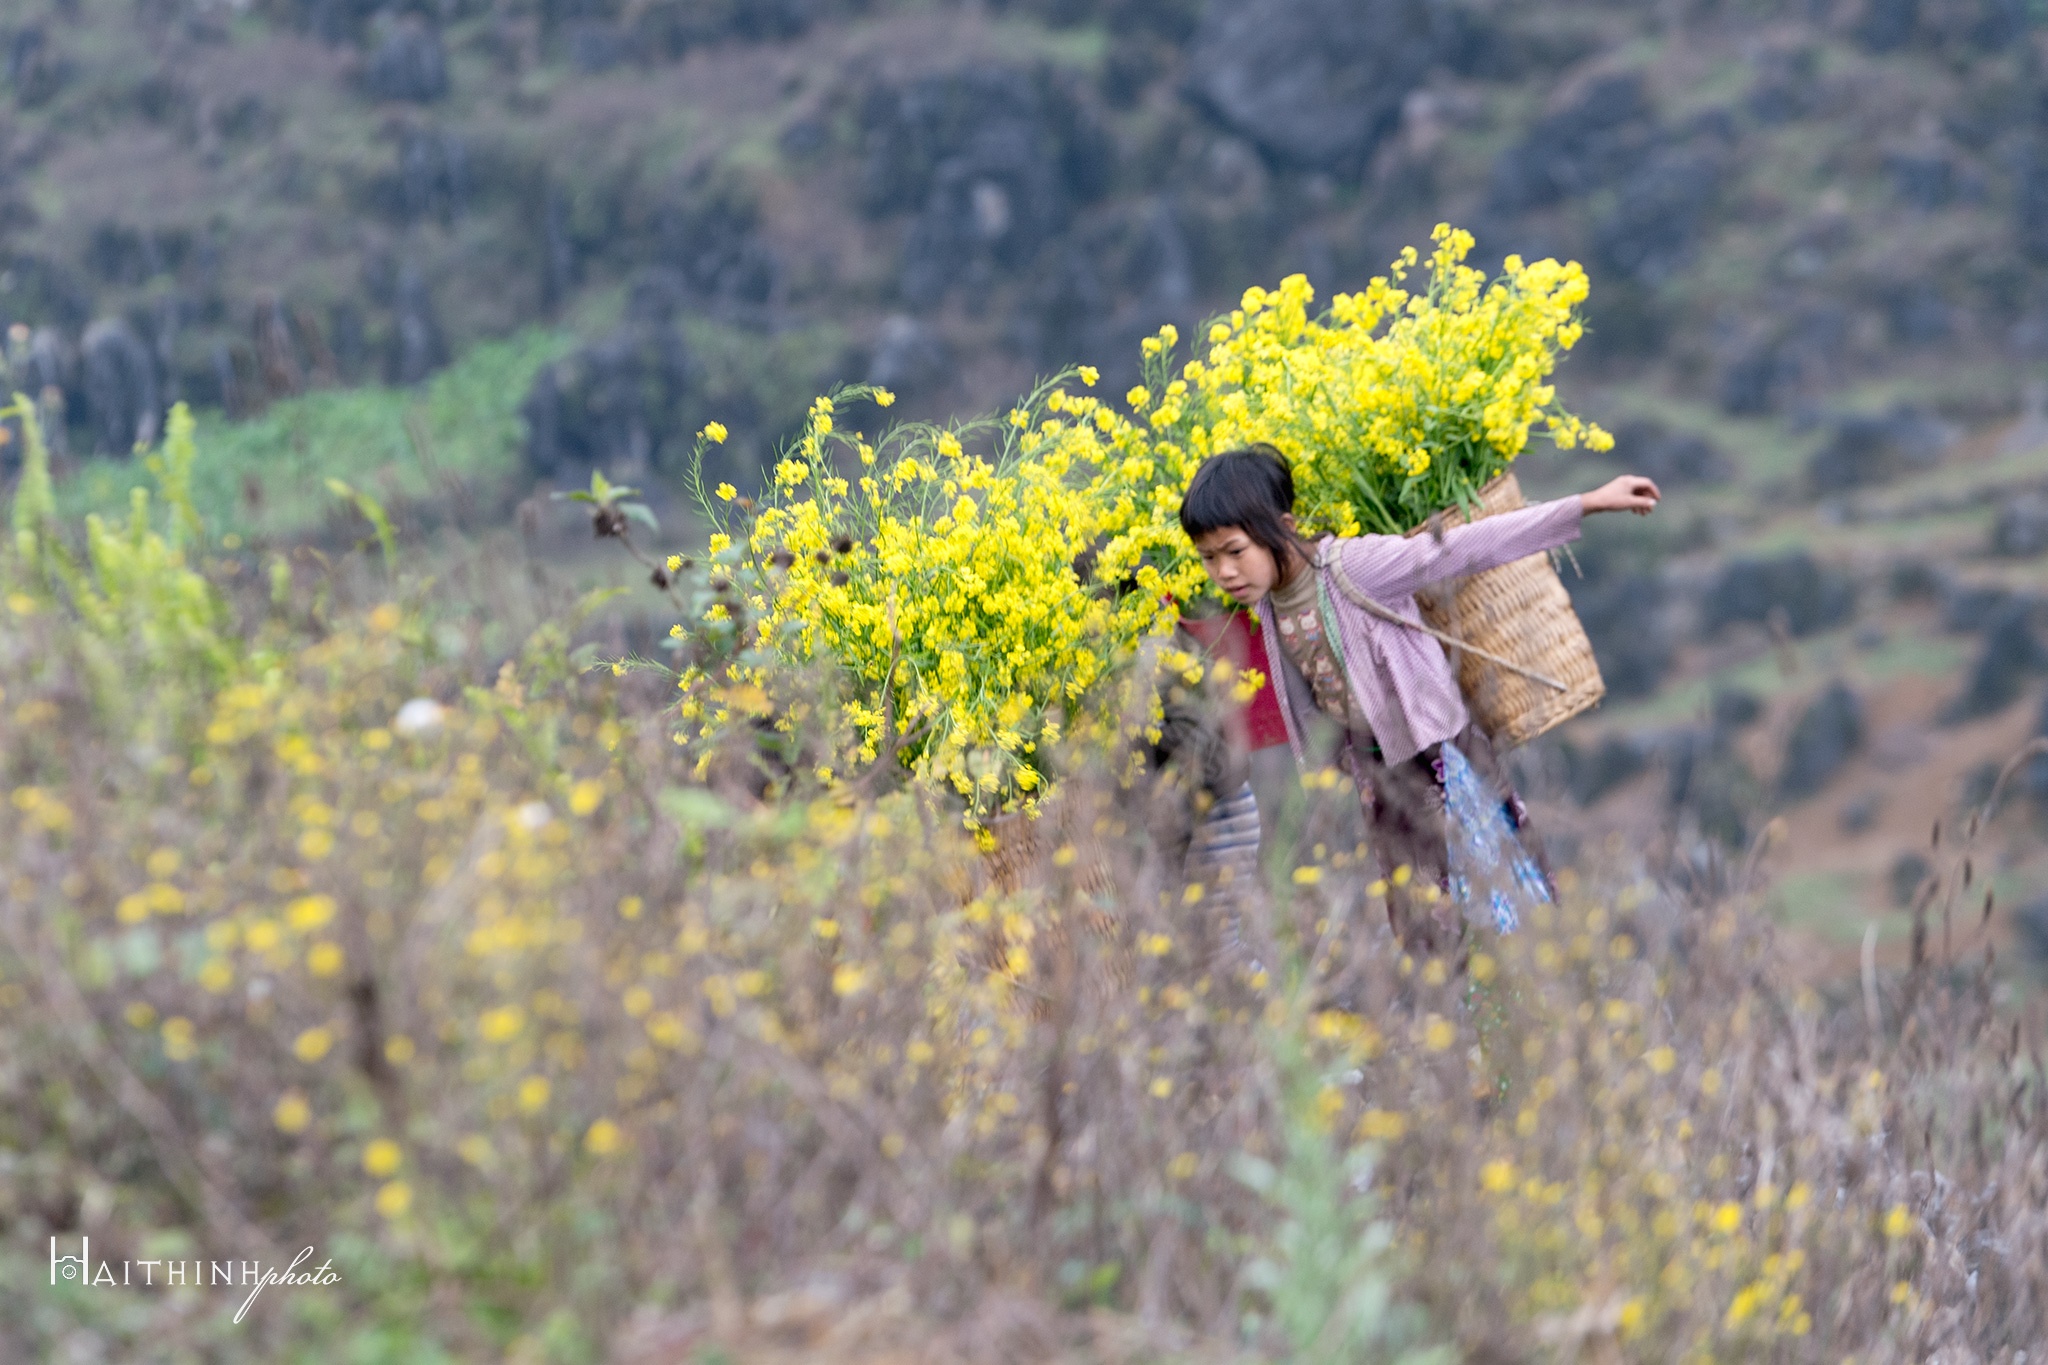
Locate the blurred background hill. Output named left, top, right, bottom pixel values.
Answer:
left=9, top=0, right=2048, bottom=966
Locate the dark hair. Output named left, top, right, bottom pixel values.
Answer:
left=1178, top=445, right=1315, bottom=578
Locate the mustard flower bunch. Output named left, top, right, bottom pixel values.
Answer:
left=675, top=381, right=1210, bottom=820
left=1160, top=223, right=1614, bottom=536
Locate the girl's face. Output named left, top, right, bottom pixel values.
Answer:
left=1192, top=524, right=1289, bottom=606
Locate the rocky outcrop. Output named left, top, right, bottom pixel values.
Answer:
left=1778, top=679, right=1863, bottom=800
left=1606, top=420, right=1730, bottom=486
left=1187, top=0, right=1445, bottom=173
left=386, top=263, right=447, bottom=385
left=860, top=66, right=1111, bottom=308
left=1805, top=405, right=1953, bottom=494
left=523, top=272, right=693, bottom=483
left=363, top=18, right=448, bottom=103
left=1700, top=552, right=1855, bottom=638
left=80, top=318, right=160, bottom=455
left=1992, top=492, right=2048, bottom=557
left=1487, top=72, right=1659, bottom=214
left=1943, top=601, right=2045, bottom=722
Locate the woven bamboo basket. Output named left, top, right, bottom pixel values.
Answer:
left=1402, top=472, right=1605, bottom=749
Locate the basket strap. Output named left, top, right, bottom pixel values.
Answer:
left=1323, top=553, right=1569, bottom=693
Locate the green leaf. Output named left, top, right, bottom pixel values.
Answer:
left=621, top=502, right=659, bottom=532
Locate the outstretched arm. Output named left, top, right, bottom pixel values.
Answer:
left=1334, top=475, right=1662, bottom=601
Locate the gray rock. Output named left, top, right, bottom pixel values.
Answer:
left=2014, top=896, right=2048, bottom=964
left=1711, top=688, right=1763, bottom=731
left=1887, top=150, right=1955, bottom=210
left=1700, top=552, right=1855, bottom=638
left=2020, top=142, right=2048, bottom=266
left=865, top=315, right=949, bottom=399
left=80, top=318, right=161, bottom=455
left=2024, top=688, right=2048, bottom=803
left=1778, top=679, right=1864, bottom=800
left=1992, top=491, right=2048, bottom=557
left=1943, top=601, right=2044, bottom=722
left=1487, top=72, right=1658, bottom=213
left=1839, top=791, right=1881, bottom=833
left=1561, top=732, right=1650, bottom=806
left=1592, top=143, right=1724, bottom=286
left=523, top=307, right=693, bottom=483
left=1746, top=46, right=1817, bottom=124
left=1884, top=281, right=1952, bottom=344
left=1941, top=581, right=2024, bottom=633
left=1607, top=420, right=1730, bottom=487
left=1188, top=0, right=1443, bottom=173
left=1572, top=570, right=1672, bottom=700
left=1805, top=405, right=1953, bottom=495
left=860, top=66, right=1110, bottom=307
left=364, top=20, right=448, bottom=103
left=1890, top=851, right=1931, bottom=908
left=648, top=190, right=780, bottom=311
left=1856, top=0, right=1918, bottom=50
left=1889, top=559, right=1945, bottom=601
left=387, top=262, right=446, bottom=385
left=1663, top=726, right=1757, bottom=847
left=1718, top=306, right=1849, bottom=415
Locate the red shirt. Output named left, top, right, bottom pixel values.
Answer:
left=1178, top=609, right=1290, bottom=752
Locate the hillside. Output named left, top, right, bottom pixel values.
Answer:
left=8, top=0, right=2048, bottom=961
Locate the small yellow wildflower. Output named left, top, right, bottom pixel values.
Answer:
left=363, top=1139, right=403, bottom=1177
left=374, top=1181, right=412, bottom=1219
left=273, top=1091, right=311, bottom=1133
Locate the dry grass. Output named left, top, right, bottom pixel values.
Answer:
left=5, top=517, right=2048, bottom=1363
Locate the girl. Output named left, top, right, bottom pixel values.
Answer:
left=1179, top=445, right=1660, bottom=953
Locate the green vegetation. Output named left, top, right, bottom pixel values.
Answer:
left=54, top=330, right=572, bottom=541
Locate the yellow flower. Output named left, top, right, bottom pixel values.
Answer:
left=293, top=1027, right=333, bottom=1063
left=288, top=895, right=337, bottom=932
left=568, top=778, right=605, bottom=816
left=273, top=1091, right=311, bottom=1133
left=665, top=554, right=683, bottom=572
left=584, top=1119, right=624, bottom=1155
left=715, top=483, right=736, bottom=501
left=874, top=389, right=897, bottom=407
left=1884, top=1204, right=1913, bottom=1239
left=1149, top=1077, right=1173, bottom=1098
left=701, top=422, right=729, bottom=444
left=708, top=532, right=732, bottom=555
left=1645, top=1045, right=1677, bottom=1075
left=374, top=1181, right=412, bottom=1219
left=479, top=1005, right=525, bottom=1043
left=1078, top=366, right=1099, bottom=387
left=363, top=1139, right=403, bottom=1177
left=306, top=941, right=344, bottom=977
left=517, top=1075, right=551, bottom=1112
left=1479, top=1159, right=1515, bottom=1193
left=1355, top=1109, right=1406, bottom=1140
left=1423, top=1015, right=1455, bottom=1051
left=160, top=1017, right=197, bottom=1062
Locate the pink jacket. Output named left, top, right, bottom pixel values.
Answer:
left=1254, top=496, right=1585, bottom=768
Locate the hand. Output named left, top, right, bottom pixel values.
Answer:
left=1580, top=475, right=1661, bottom=516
